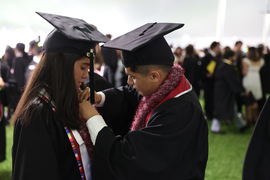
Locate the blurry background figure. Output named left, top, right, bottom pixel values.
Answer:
left=0, top=55, right=12, bottom=162
left=93, top=49, right=104, bottom=76
left=4, top=46, right=15, bottom=69
left=173, top=46, right=184, bottom=65
left=182, top=44, right=201, bottom=97
left=257, top=44, right=269, bottom=111
left=27, top=36, right=40, bottom=62
left=233, top=41, right=245, bottom=115
left=201, top=41, right=221, bottom=120
left=8, top=43, right=29, bottom=120
left=211, top=50, right=248, bottom=134
left=114, top=50, right=128, bottom=87
left=101, top=34, right=118, bottom=86
left=261, top=45, right=270, bottom=96
left=25, top=46, right=43, bottom=84
left=242, top=47, right=265, bottom=124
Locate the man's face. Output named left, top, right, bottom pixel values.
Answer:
left=214, top=44, right=221, bottom=54
left=125, top=67, right=156, bottom=96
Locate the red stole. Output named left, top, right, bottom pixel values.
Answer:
left=145, top=76, right=192, bottom=127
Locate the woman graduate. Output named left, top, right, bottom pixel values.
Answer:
left=12, top=12, right=108, bottom=180
left=79, top=23, right=209, bottom=180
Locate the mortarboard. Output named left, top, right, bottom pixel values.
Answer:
left=102, top=22, right=184, bottom=67
left=36, top=12, right=109, bottom=103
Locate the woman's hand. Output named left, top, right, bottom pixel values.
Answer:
left=79, top=101, right=99, bottom=121
left=78, top=87, right=90, bottom=103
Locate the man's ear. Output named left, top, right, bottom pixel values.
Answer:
left=149, top=70, right=160, bottom=82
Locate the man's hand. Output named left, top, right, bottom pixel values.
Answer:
left=79, top=101, right=99, bottom=121
left=0, top=77, right=5, bottom=89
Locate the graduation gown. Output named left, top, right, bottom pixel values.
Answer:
left=12, top=98, right=82, bottom=180
left=213, top=61, right=245, bottom=120
left=0, top=62, right=11, bottom=162
left=201, top=53, right=216, bottom=119
left=94, top=84, right=208, bottom=180
left=183, top=55, right=201, bottom=96
left=84, top=72, right=113, bottom=92
left=242, top=97, right=270, bottom=180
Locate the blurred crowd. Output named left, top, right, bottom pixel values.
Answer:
left=1, top=37, right=270, bottom=126
left=0, top=35, right=270, bottom=161
left=171, top=41, right=270, bottom=133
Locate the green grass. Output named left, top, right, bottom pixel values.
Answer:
left=0, top=125, right=13, bottom=180
left=0, top=96, right=255, bottom=180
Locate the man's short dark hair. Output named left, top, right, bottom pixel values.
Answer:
left=223, top=50, right=235, bottom=59
left=235, top=41, right=243, bottom=46
left=130, top=65, right=172, bottom=77
left=210, top=41, right=220, bottom=50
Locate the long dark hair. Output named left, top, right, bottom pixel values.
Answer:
left=248, top=47, right=260, bottom=62
left=13, top=52, right=84, bottom=129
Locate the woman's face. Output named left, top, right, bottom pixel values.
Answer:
left=74, top=57, right=90, bottom=89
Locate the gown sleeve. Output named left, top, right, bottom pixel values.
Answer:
left=97, top=85, right=141, bottom=136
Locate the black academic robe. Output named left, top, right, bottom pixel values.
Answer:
left=242, top=97, right=270, bottom=180
left=94, top=86, right=208, bottom=180
left=213, top=61, right=245, bottom=120
left=0, top=62, right=11, bottom=162
left=12, top=98, right=81, bottom=180
left=14, top=55, right=30, bottom=92
left=183, top=55, right=201, bottom=97
left=201, top=53, right=216, bottom=119
left=97, top=85, right=141, bottom=137
left=84, top=72, right=113, bottom=92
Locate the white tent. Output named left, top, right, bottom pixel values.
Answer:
left=0, top=0, right=268, bottom=55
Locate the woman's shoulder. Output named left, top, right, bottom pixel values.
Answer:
left=243, top=57, right=250, bottom=64
left=16, top=96, right=55, bottom=126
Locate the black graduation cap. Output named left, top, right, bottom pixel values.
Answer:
left=36, top=12, right=109, bottom=103
left=102, top=22, right=184, bottom=67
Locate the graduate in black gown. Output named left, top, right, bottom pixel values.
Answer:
left=242, top=97, right=270, bottom=179
left=0, top=61, right=11, bottom=162
left=211, top=50, right=248, bottom=134
left=201, top=41, right=221, bottom=120
left=12, top=12, right=109, bottom=180
left=79, top=23, right=209, bottom=180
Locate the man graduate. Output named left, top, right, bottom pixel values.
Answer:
left=242, top=97, right=270, bottom=180
left=79, top=23, right=209, bottom=180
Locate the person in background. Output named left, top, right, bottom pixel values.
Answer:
left=101, top=34, right=118, bottom=86
left=211, top=50, right=249, bottom=134
left=201, top=41, right=221, bottom=121
left=173, top=46, right=183, bottom=65
left=0, top=56, right=11, bottom=162
left=243, top=93, right=270, bottom=179
left=28, top=37, right=40, bottom=62
left=25, top=46, right=43, bottom=84
left=79, top=22, right=208, bottom=180
left=7, top=43, right=29, bottom=120
left=233, top=41, right=245, bottom=115
left=261, top=45, right=270, bottom=95
left=182, top=44, right=201, bottom=97
left=4, top=45, right=15, bottom=69
left=12, top=12, right=109, bottom=180
left=114, top=49, right=128, bottom=87
left=242, top=47, right=264, bottom=124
